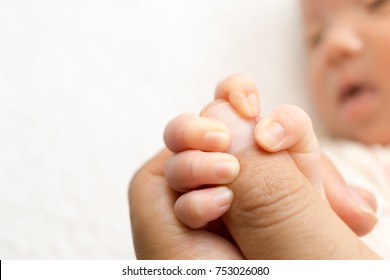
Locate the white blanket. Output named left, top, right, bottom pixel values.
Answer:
left=0, top=0, right=308, bottom=259
left=322, top=139, right=390, bottom=259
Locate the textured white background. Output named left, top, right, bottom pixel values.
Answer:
left=0, top=0, right=310, bottom=259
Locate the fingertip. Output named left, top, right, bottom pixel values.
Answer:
left=323, top=156, right=378, bottom=237
left=203, top=131, right=230, bottom=151
left=215, top=158, right=240, bottom=180
left=165, top=151, right=239, bottom=192
left=348, top=186, right=378, bottom=236
left=214, top=74, right=260, bottom=118
left=174, top=187, right=234, bottom=229
left=163, top=113, right=196, bottom=152
left=164, top=112, right=231, bottom=152
left=254, top=120, right=286, bottom=152
left=254, top=105, right=318, bottom=154
left=213, top=186, right=234, bottom=209
left=228, top=91, right=260, bottom=118
left=247, top=93, right=260, bottom=117
left=200, top=100, right=227, bottom=117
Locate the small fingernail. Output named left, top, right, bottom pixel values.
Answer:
left=349, top=188, right=377, bottom=219
left=229, top=91, right=255, bottom=117
left=215, top=160, right=240, bottom=179
left=204, top=131, right=229, bottom=149
left=213, top=187, right=234, bottom=208
left=247, top=93, right=260, bottom=116
left=259, top=122, right=286, bottom=149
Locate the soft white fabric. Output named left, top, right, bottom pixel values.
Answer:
left=0, top=0, right=309, bottom=259
left=322, top=139, right=390, bottom=259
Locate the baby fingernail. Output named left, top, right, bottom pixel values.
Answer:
left=259, top=122, right=286, bottom=149
left=204, top=131, right=229, bottom=149
left=213, top=187, right=234, bottom=208
left=247, top=93, right=260, bottom=116
left=215, top=160, right=240, bottom=179
left=230, top=91, right=258, bottom=117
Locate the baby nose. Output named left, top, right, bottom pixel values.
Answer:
left=325, top=26, right=364, bottom=66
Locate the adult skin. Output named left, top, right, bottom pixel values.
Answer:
left=129, top=102, right=380, bottom=259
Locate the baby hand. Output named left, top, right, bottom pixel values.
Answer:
left=164, top=74, right=377, bottom=236
left=164, top=74, right=319, bottom=227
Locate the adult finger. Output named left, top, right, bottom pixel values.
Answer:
left=204, top=102, right=380, bottom=259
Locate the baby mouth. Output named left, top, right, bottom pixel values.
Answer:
left=339, top=83, right=374, bottom=104
left=338, top=82, right=378, bottom=121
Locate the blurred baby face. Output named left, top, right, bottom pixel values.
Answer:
left=301, top=0, right=390, bottom=144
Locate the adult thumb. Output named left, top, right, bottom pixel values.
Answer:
left=204, top=102, right=379, bottom=259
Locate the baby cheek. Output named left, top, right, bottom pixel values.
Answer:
left=367, top=20, right=390, bottom=78
left=374, top=39, right=390, bottom=116
left=307, top=61, right=340, bottom=131
left=308, top=62, right=326, bottom=108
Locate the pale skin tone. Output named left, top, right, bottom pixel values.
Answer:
left=130, top=91, right=379, bottom=259
left=130, top=75, right=379, bottom=259
left=303, top=0, right=390, bottom=144
left=168, top=0, right=390, bottom=237
left=129, top=0, right=390, bottom=259
left=165, top=74, right=377, bottom=234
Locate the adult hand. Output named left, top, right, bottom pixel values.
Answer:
left=129, top=103, right=380, bottom=259
left=129, top=148, right=244, bottom=259
left=164, top=74, right=377, bottom=236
